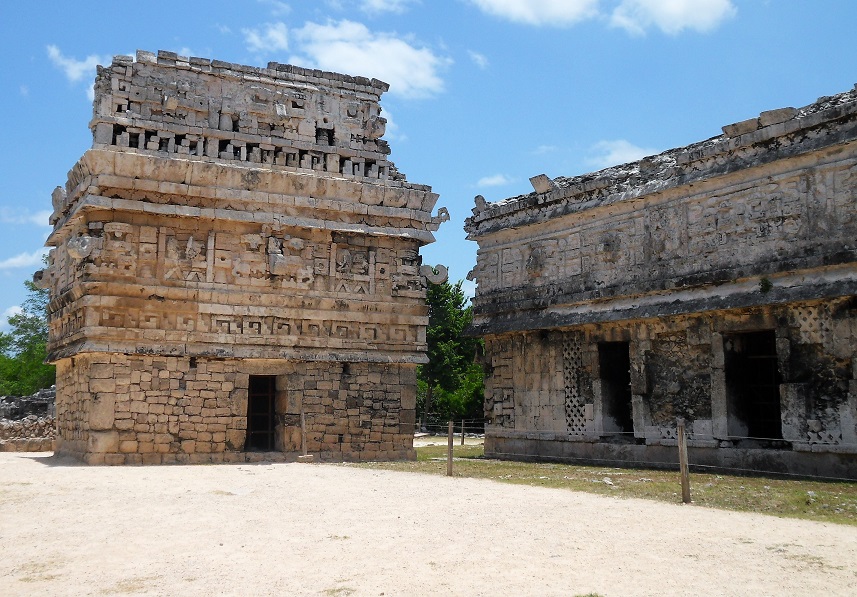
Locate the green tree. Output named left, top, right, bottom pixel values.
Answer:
left=0, top=279, right=55, bottom=395
left=417, top=280, right=483, bottom=430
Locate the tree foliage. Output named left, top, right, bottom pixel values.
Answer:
left=0, top=279, right=55, bottom=395
left=417, top=280, right=483, bottom=428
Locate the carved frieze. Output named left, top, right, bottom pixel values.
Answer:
left=470, top=163, right=856, bottom=299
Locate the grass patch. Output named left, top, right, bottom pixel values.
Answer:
left=103, top=575, right=162, bottom=594
left=15, top=561, right=60, bottom=584
left=323, top=586, right=355, bottom=596
left=357, top=445, right=857, bottom=526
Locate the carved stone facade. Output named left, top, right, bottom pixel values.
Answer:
left=466, top=86, right=857, bottom=478
left=41, top=50, right=447, bottom=464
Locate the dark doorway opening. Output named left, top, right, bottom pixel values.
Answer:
left=246, top=375, right=277, bottom=451
left=724, top=330, right=783, bottom=442
left=598, top=341, right=634, bottom=437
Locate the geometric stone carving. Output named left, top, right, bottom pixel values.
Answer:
left=562, top=332, right=588, bottom=435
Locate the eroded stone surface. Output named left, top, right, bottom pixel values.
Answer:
left=466, top=84, right=857, bottom=477
left=43, top=50, right=446, bottom=464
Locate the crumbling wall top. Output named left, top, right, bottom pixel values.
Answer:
left=465, top=84, right=857, bottom=237
left=128, top=50, right=390, bottom=93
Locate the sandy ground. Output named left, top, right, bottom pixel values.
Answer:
left=2, top=452, right=856, bottom=597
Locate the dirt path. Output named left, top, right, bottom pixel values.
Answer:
left=2, top=452, right=855, bottom=596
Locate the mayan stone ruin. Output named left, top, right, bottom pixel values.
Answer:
left=38, top=50, right=448, bottom=465
left=466, top=85, right=857, bottom=477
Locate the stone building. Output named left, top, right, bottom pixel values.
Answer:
left=38, top=50, right=448, bottom=465
left=465, top=85, right=857, bottom=477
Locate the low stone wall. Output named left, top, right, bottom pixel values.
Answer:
left=0, top=390, right=57, bottom=452
left=485, top=434, right=857, bottom=479
left=0, top=437, right=56, bottom=452
left=0, top=415, right=56, bottom=452
left=0, top=414, right=56, bottom=439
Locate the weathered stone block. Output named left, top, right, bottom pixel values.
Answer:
left=759, top=107, right=797, bottom=127
left=90, top=378, right=116, bottom=393
left=722, top=118, right=760, bottom=137
left=89, top=393, right=116, bottom=431
left=88, top=430, right=119, bottom=454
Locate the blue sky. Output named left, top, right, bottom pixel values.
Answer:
left=1, top=0, right=855, bottom=329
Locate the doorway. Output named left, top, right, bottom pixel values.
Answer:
left=723, top=330, right=783, bottom=441
left=246, top=375, right=277, bottom=451
left=598, top=341, right=634, bottom=435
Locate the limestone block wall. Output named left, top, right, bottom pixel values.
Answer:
left=55, top=353, right=416, bottom=465
left=282, top=362, right=416, bottom=461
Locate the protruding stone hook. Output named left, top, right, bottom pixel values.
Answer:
left=419, top=264, right=449, bottom=285
left=428, top=206, right=451, bottom=231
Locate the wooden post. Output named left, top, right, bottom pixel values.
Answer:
left=300, top=411, right=308, bottom=457
left=461, top=419, right=466, bottom=446
left=677, top=418, right=691, bottom=504
left=447, top=420, right=454, bottom=476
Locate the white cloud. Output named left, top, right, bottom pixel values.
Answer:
left=469, top=0, right=600, bottom=26
left=217, top=24, right=233, bottom=34
left=258, top=0, right=292, bottom=16
left=290, top=20, right=450, bottom=98
left=46, top=45, right=105, bottom=83
left=477, top=174, right=516, bottom=187
left=362, top=0, right=417, bottom=13
left=0, top=208, right=53, bottom=228
left=468, top=0, right=735, bottom=34
left=0, top=305, right=22, bottom=332
left=533, top=144, right=558, bottom=155
left=0, top=248, right=50, bottom=271
left=19, top=85, right=29, bottom=97
left=468, top=50, right=488, bottom=69
left=243, top=22, right=290, bottom=53
left=586, top=139, right=659, bottom=169
left=380, top=107, right=407, bottom=142
left=461, top=279, right=476, bottom=299
left=610, top=0, right=737, bottom=35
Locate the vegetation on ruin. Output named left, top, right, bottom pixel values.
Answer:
left=360, top=445, right=857, bottom=527
left=0, top=279, right=55, bottom=396
left=417, top=280, right=483, bottom=429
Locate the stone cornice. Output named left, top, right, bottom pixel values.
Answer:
left=47, top=149, right=440, bottom=246
left=467, top=265, right=857, bottom=336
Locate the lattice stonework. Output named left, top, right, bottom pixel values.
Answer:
left=562, top=332, right=587, bottom=434
left=792, top=305, right=833, bottom=345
